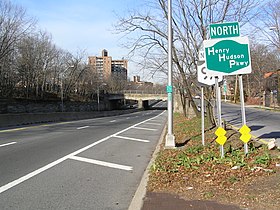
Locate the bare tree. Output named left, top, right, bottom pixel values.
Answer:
left=0, top=0, right=99, bottom=104
left=248, top=0, right=280, bottom=104
left=115, top=0, right=257, bottom=125
left=16, top=31, right=58, bottom=99
left=248, top=42, right=279, bottom=95
left=0, top=0, right=36, bottom=97
left=258, top=0, right=280, bottom=50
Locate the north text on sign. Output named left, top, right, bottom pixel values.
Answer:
left=210, top=22, right=240, bottom=39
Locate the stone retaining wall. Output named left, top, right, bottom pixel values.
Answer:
left=0, top=99, right=109, bottom=114
left=0, top=109, right=138, bottom=128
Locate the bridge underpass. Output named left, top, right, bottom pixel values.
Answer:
left=107, top=92, right=167, bottom=110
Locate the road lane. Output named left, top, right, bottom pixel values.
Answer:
left=0, top=109, right=167, bottom=209
left=221, top=103, right=280, bottom=142
left=0, top=110, right=161, bottom=184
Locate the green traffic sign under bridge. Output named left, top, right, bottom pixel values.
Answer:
left=203, top=37, right=251, bottom=76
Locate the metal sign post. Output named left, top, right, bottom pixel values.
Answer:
left=165, top=0, right=175, bottom=148
left=223, top=79, right=227, bottom=102
left=238, top=75, right=249, bottom=154
left=215, top=77, right=222, bottom=127
left=215, top=77, right=224, bottom=157
left=201, top=86, right=205, bottom=146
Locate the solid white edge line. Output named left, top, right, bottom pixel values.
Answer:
left=0, top=142, right=17, bottom=148
left=69, top=156, right=133, bottom=171
left=113, top=135, right=150, bottom=143
left=0, top=110, right=166, bottom=194
left=77, top=126, right=90, bottom=130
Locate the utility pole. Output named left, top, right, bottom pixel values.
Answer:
left=165, top=0, right=175, bottom=148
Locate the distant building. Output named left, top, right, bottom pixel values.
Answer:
left=264, top=69, right=279, bottom=92
left=111, top=59, right=128, bottom=81
left=88, top=49, right=127, bottom=81
left=133, top=76, right=141, bottom=83
left=130, top=75, right=153, bottom=89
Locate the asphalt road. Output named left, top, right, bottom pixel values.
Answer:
left=0, top=106, right=167, bottom=210
left=221, top=102, right=280, bottom=142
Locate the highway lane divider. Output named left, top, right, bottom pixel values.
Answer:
left=0, top=142, right=17, bottom=148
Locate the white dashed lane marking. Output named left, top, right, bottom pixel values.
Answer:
left=77, top=126, right=90, bottom=130
left=0, top=142, right=17, bottom=148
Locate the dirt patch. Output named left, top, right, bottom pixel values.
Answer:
left=142, top=192, right=242, bottom=210
left=146, top=113, right=280, bottom=210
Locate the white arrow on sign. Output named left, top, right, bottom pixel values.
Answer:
left=197, top=62, right=222, bottom=86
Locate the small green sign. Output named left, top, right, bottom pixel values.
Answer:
left=166, top=85, right=173, bottom=93
left=204, top=37, right=251, bottom=75
left=210, top=22, right=239, bottom=39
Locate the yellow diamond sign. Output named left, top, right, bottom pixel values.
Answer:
left=215, top=127, right=226, bottom=136
left=216, top=135, right=227, bottom=145
left=239, top=125, right=251, bottom=135
left=240, top=133, right=251, bottom=143
left=215, top=127, right=227, bottom=146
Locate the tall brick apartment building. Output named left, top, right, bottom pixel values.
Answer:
left=88, top=49, right=128, bottom=82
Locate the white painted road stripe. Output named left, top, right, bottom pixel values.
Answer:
left=0, top=142, right=17, bottom=148
left=145, top=122, right=161, bottom=126
left=0, top=111, right=165, bottom=194
left=0, top=136, right=110, bottom=194
left=113, top=135, right=150, bottom=143
left=69, top=156, right=133, bottom=171
left=132, top=127, right=157, bottom=131
left=110, top=120, right=116, bottom=122
left=77, top=126, right=90, bottom=130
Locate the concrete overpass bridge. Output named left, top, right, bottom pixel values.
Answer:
left=107, top=90, right=167, bottom=109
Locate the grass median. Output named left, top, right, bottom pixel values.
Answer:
left=147, top=113, right=280, bottom=210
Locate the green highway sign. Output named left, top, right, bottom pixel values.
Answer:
left=210, top=22, right=239, bottom=39
left=203, top=37, right=251, bottom=76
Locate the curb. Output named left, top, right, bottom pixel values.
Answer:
left=128, top=123, right=167, bottom=210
